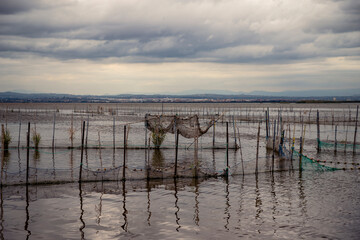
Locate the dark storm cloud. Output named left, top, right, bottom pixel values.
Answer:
left=0, top=0, right=73, bottom=14
left=0, top=0, right=359, bottom=63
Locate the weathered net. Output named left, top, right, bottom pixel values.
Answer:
left=318, top=140, right=360, bottom=151
left=145, top=114, right=214, bottom=139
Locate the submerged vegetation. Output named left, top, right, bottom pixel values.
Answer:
left=151, top=129, right=166, bottom=148
left=1, top=126, right=11, bottom=149
left=32, top=129, right=41, bottom=149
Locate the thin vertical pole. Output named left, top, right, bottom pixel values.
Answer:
left=299, top=136, right=303, bottom=168
left=255, top=122, right=260, bottom=174
left=212, top=120, right=216, bottom=148
left=226, top=122, right=229, bottom=175
left=174, top=129, right=179, bottom=178
left=353, top=105, right=359, bottom=154
left=52, top=112, right=56, bottom=150
left=85, top=115, right=89, bottom=149
left=113, top=117, right=116, bottom=149
left=145, top=114, right=148, bottom=148
left=265, top=110, right=268, bottom=139
left=232, top=116, right=237, bottom=148
left=344, top=125, right=348, bottom=153
left=79, top=121, right=85, bottom=183
left=334, top=125, right=337, bottom=154
left=147, top=137, right=150, bottom=180
left=26, top=122, right=30, bottom=185
left=1, top=124, right=4, bottom=152
left=123, top=125, right=127, bottom=180
left=18, top=113, right=21, bottom=148
left=317, top=110, right=321, bottom=152
left=272, top=120, right=276, bottom=172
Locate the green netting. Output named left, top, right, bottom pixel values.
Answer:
left=293, top=150, right=339, bottom=172
left=319, top=140, right=360, bottom=151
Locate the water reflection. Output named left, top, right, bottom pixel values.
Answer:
left=224, top=178, right=230, bottom=230
left=298, top=170, right=308, bottom=222
left=2, top=167, right=358, bottom=239
left=151, top=149, right=164, bottom=169
left=52, top=151, right=56, bottom=180
left=255, top=174, right=263, bottom=234
left=270, top=173, right=278, bottom=234
left=236, top=175, right=245, bottom=229
left=70, top=149, right=74, bottom=180
left=96, top=182, right=104, bottom=225
left=17, top=149, right=22, bottom=177
left=33, top=150, right=40, bottom=162
left=174, top=178, right=181, bottom=231
left=25, top=185, right=31, bottom=239
left=193, top=178, right=200, bottom=226
left=78, top=183, right=85, bottom=240
left=146, top=179, right=151, bottom=226
left=0, top=185, right=3, bottom=240
left=121, top=181, right=128, bottom=232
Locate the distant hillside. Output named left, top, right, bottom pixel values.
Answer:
left=174, top=88, right=360, bottom=97
left=0, top=91, right=359, bottom=103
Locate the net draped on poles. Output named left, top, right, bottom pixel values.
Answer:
left=145, top=114, right=214, bottom=139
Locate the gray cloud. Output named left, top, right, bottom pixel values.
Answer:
left=0, top=0, right=359, bottom=63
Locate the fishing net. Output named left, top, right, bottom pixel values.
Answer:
left=292, top=150, right=339, bottom=172
left=318, top=140, right=360, bottom=151
left=145, top=114, right=214, bottom=139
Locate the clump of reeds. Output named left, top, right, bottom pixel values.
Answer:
left=151, top=129, right=166, bottom=148
left=1, top=125, right=11, bottom=150
left=32, top=129, right=41, bottom=149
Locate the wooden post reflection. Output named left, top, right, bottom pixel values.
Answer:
left=121, top=181, right=128, bottom=232
left=78, top=183, right=85, bottom=240
left=96, top=182, right=104, bottom=225
left=25, top=185, right=31, bottom=239
left=147, top=178, right=151, bottom=226
left=0, top=185, right=4, bottom=239
left=224, top=178, right=230, bottom=230
left=255, top=174, right=263, bottom=234
left=174, top=178, right=180, bottom=232
left=193, top=178, right=199, bottom=226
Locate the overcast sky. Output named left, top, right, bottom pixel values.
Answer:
left=0, top=0, right=359, bottom=94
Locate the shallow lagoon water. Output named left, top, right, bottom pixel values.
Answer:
left=0, top=103, right=359, bottom=239
left=1, top=170, right=360, bottom=239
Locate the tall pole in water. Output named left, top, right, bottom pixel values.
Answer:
left=317, top=110, right=321, bottom=152
left=79, top=121, right=85, bottom=183
left=353, top=105, right=359, bottom=154
left=26, top=122, right=30, bottom=185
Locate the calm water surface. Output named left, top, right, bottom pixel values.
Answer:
left=1, top=170, right=360, bottom=239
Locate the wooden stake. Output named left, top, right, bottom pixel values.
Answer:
left=123, top=125, right=127, bottom=180
left=18, top=113, right=21, bottom=148
left=226, top=122, right=229, bottom=172
left=272, top=120, right=276, bottom=172
left=79, top=121, right=85, bottom=183
left=52, top=112, right=56, bottom=150
left=113, top=116, right=116, bottom=149
left=232, top=116, right=237, bottom=148
left=344, top=124, right=348, bottom=153
left=147, top=137, right=150, bottom=180
left=85, top=115, right=89, bottom=149
left=265, top=110, right=268, bottom=139
left=212, top=120, right=216, bottom=148
left=317, top=110, right=321, bottom=152
left=255, top=122, right=260, bottom=174
left=236, top=126, right=244, bottom=175
left=353, top=105, right=359, bottom=154
left=334, top=125, right=337, bottom=154
left=26, top=122, right=30, bottom=185
left=174, top=129, right=179, bottom=178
